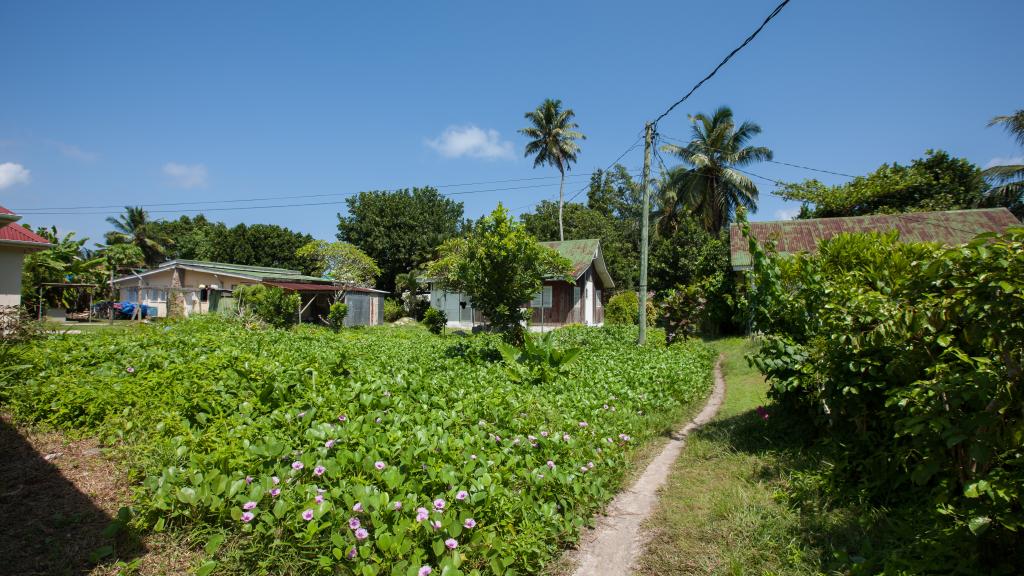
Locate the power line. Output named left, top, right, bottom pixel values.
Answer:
left=658, top=133, right=857, bottom=179
left=652, top=0, right=792, bottom=125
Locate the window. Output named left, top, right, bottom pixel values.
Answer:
left=596, top=289, right=603, bottom=308
left=530, top=286, right=553, bottom=308
left=573, top=286, right=581, bottom=307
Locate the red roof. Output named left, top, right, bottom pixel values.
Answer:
left=0, top=205, right=52, bottom=248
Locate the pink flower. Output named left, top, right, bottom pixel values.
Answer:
left=349, top=517, right=361, bottom=530
left=431, top=520, right=442, bottom=530
left=355, top=528, right=369, bottom=540
left=245, top=475, right=253, bottom=484
left=587, top=461, right=595, bottom=469
left=375, top=417, right=382, bottom=423
left=243, top=501, right=258, bottom=511
left=563, top=433, right=571, bottom=441
left=527, top=435, right=537, bottom=441
left=580, top=466, right=588, bottom=472
left=297, top=411, right=306, bottom=418
left=541, top=431, right=549, bottom=437
left=456, top=490, right=468, bottom=501
left=444, top=538, right=458, bottom=550
left=353, top=502, right=363, bottom=512
left=313, top=465, right=326, bottom=476
left=469, top=454, right=477, bottom=460
left=325, top=439, right=336, bottom=448
left=393, top=501, right=402, bottom=510
left=418, top=567, right=433, bottom=576
left=463, top=518, right=476, bottom=529
left=603, top=404, right=609, bottom=409
left=126, top=366, right=135, bottom=373
left=374, top=461, right=386, bottom=470
left=291, top=461, right=304, bottom=471
left=272, top=476, right=280, bottom=485
left=756, top=406, right=770, bottom=421
left=619, top=433, right=631, bottom=442
left=347, top=547, right=357, bottom=560
left=302, top=509, right=314, bottom=521
left=270, top=488, right=281, bottom=497
left=433, top=498, right=446, bottom=510
left=315, top=494, right=324, bottom=504
left=240, top=511, right=255, bottom=523
left=339, top=414, right=348, bottom=422
left=546, top=460, right=556, bottom=469
left=415, top=507, right=429, bottom=522
left=579, top=421, right=588, bottom=428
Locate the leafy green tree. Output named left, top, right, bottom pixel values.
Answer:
left=204, top=223, right=315, bottom=273
left=296, top=240, right=380, bottom=286
left=337, top=187, right=463, bottom=292
left=21, top=227, right=105, bottom=311
left=659, top=106, right=772, bottom=233
left=520, top=200, right=637, bottom=289
left=781, top=150, right=988, bottom=218
left=147, top=215, right=216, bottom=260
left=233, top=284, right=300, bottom=328
left=981, top=110, right=1024, bottom=219
left=104, top=206, right=173, bottom=266
left=427, top=204, right=573, bottom=342
left=520, top=98, right=586, bottom=241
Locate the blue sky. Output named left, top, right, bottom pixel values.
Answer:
left=2, top=0, right=1021, bottom=245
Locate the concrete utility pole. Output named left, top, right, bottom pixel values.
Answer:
left=638, top=121, right=654, bottom=345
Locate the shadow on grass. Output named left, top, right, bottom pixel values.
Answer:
left=0, top=419, right=143, bottom=576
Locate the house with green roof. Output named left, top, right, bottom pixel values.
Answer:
left=729, top=208, right=1021, bottom=270
left=427, top=238, right=614, bottom=329
left=110, top=259, right=387, bottom=325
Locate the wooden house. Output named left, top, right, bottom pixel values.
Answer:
left=428, top=238, right=614, bottom=329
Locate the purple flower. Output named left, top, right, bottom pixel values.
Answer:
left=240, top=511, right=254, bottom=523
left=546, top=460, right=556, bottom=469
left=315, top=494, right=324, bottom=504
left=302, top=509, right=314, bottom=521
left=463, top=518, right=476, bottom=529
left=349, top=517, right=361, bottom=530
left=339, top=414, right=348, bottom=422
left=431, top=520, right=442, bottom=530
left=579, top=421, right=588, bottom=428
left=297, top=411, right=306, bottom=418
left=756, top=406, right=770, bottom=421
left=513, top=438, right=521, bottom=445
left=270, top=488, right=281, bottom=497
left=541, top=431, right=549, bottom=437
left=243, top=501, right=258, bottom=511
left=353, top=502, right=363, bottom=513
left=456, top=490, right=468, bottom=501
left=418, top=567, right=433, bottom=576
left=272, top=476, right=280, bottom=485
left=393, top=501, right=402, bottom=510
left=444, top=538, right=458, bottom=550
left=374, top=461, right=386, bottom=470
left=375, top=417, right=382, bottom=423
left=126, top=366, right=135, bottom=374
left=244, top=475, right=253, bottom=484
left=355, top=528, right=369, bottom=540
left=325, top=439, right=336, bottom=448
left=313, top=465, right=326, bottom=476
left=433, top=498, right=446, bottom=511
left=415, top=507, right=429, bottom=522
left=603, top=404, right=609, bottom=409
left=619, top=434, right=631, bottom=442
left=347, top=547, right=357, bottom=560
left=587, top=461, right=595, bottom=469
left=528, top=435, right=537, bottom=441
left=563, top=433, right=571, bottom=441
left=580, top=466, right=588, bottom=472
left=291, top=461, right=304, bottom=471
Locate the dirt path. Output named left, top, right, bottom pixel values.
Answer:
left=565, top=357, right=726, bottom=576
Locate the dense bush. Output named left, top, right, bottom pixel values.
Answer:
left=604, top=291, right=654, bottom=326
left=747, top=228, right=1024, bottom=569
left=233, top=284, right=301, bottom=328
left=383, top=298, right=403, bottom=322
left=422, top=307, right=446, bottom=334
left=328, top=302, right=349, bottom=330
left=2, top=318, right=715, bottom=575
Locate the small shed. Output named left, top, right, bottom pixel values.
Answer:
left=262, top=281, right=387, bottom=326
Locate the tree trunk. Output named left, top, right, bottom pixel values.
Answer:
left=558, top=170, right=566, bottom=241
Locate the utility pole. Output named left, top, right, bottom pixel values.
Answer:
left=638, top=121, right=654, bottom=345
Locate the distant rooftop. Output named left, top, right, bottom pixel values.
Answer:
left=729, top=208, right=1021, bottom=269
left=114, top=259, right=331, bottom=284
left=539, top=238, right=614, bottom=288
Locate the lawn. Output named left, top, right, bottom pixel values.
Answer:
left=1, top=317, right=716, bottom=576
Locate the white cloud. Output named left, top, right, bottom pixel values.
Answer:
left=774, top=207, right=800, bottom=221
left=52, top=141, right=98, bottom=162
left=163, top=162, right=208, bottom=188
left=0, top=162, right=31, bottom=190
left=985, top=156, right=1024, bottom=169
left=426, top=125, right=514, bottom=160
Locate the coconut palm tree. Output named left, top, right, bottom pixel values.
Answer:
left=658, top=106, right=773, bottom=233
left=982, top=109, right=1024, bottom=219
left=104, top=206, right=172, bottom=267
left=520, top=99, right=585, bottom=241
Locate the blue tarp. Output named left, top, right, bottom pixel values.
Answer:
left=118, top=302, right=157, bottom=318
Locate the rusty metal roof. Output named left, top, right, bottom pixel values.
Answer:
left=729, top=208, right=1021, bottom=269
left=539, top=238, right=614, bottom=288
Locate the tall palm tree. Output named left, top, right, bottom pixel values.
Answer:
left=105, top=206, right=172, bottom=267
left=982, top=109, right=1024, bottom=219
left=520, top=99, right=585, bottom=241
left=658, top=106, right=772, bottom=234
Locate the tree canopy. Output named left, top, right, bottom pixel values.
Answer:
left=520, top=98, right=585, bottom=241
left=982, top=109, right=1024, bottom=218
left=780, top=150, right=988, bottom=218
left=295, top=240, right=380, bottom=287
left=428, top=204, right=572, bottom=341
left=104, top=206, right=173, bottom=267
left=336, top=187, right=464, bottom=292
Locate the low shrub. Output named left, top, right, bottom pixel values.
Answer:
left=383, top=298, right=403, bottom=323
left=328, top=302, right=349, bottom=330
left=604, top=291, right=654, bottom=326
left=422, top=307, right=446, bottom=334
left=496, top=331, right=582, bottom=385
left=233, top=284, right=300, bottom=328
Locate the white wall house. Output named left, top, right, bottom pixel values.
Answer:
left=0, top=206, right=53, bottom=307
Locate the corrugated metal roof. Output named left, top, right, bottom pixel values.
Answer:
left=0, top=205, right=53, bottom=248
left=263, top=281, right=387, bottom=294
left=157, top=259, right=328, bottom=282
left=729, top=208, right=1021, bottom=268
left=538, top=238, right=614, bottom=288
